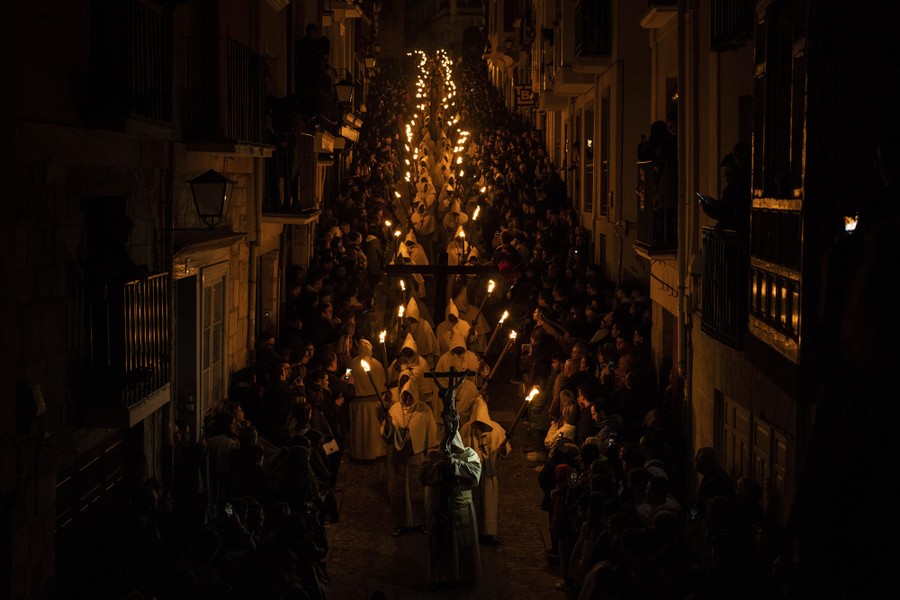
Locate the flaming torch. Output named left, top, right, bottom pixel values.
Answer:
left=484, top=310, right=509, bottom=355
left=501, top=386, right=540, bottom=448
left=480, top=330, right=517, bottom=394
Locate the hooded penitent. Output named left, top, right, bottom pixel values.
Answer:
left=387, top=380, right=437, bottom=454
left=454, top=287, right=490, bottom=337
left=407, top=297, right=438, bottom=359
left=449, top=200, right=469, bottom=225
left=350, top=339, right=386, bottom=396
left=460, top=400, right=507, bottom=473
left=405, top=230, right=430, bottom=265
left=437, top=298, right=471, bottom=355
left=436, top=330, right=480, bottom=388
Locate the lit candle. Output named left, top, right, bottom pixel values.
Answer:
left=360, top=358, right=381, bottom=395
left=480, top=330, right=517, bottom=394
left=379, top=329, right=388, bottom=368
left=470, top=279, right=495, bottom=339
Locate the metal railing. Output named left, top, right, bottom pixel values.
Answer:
left=636, top=160, right=677, bottom=250
left=711, top=0, right=755, bottom=51
left=575, top=0, right=612, bottom=58
left=90, top=274, right=170, bottom=407
left=126, top=0, right=172, bottom=121
left=701, top=227, right=746, bottom=349
left=187, top=37, right=267, bottom=145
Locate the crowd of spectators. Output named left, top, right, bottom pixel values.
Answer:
left=77, top=52, right=785, bottom=599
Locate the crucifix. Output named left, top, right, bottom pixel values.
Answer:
left=425, top=366, right=474, bottom=455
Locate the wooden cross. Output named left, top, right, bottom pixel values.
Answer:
left=425, top=367, right=474, bottom=456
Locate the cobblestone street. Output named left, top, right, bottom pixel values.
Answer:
left=326, top=373, right=565, bottom=600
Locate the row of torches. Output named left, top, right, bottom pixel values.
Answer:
left=366, top=51, right=540, bottom=436
left=365, top=275, right=538, bottom=435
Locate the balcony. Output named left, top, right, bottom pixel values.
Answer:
left=90, top=0, right=173, bottom=126
left=701, top=227, right=747, bottom=349
left=711, top=0, right=755, bottom=51
left=575, top=0, right=612, bottom=59
left=641, top=0, right=677, bottom=29
left=552, top=66, right=594, bottom=97
left=186, top=37, right=273, bottom=155
left=86, top=273, right=171, bottom=428
left=636, top=160, right=677, bottom=251
left=263, top=131, right=321, bottom=222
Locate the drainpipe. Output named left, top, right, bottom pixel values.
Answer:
left=676, top=0, right=692, bottom=460
left=247, top=159, right=262, bottom=361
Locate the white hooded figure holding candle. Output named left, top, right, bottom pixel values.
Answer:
left=435, top=299, right=472, bottom=356
left=460, top=400, right=509, bottom=544
left=406, top=297, right=439, bottom=368
left=435, top=331, right=480, bottom=391
left=348, top=340, right=387, bottom=461
left=382, top=380, right=438, bottom=536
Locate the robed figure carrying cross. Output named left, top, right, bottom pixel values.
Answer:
left=419, top=367, right=483, bottom=589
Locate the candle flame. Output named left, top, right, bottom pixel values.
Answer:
left=360, top=359, right=371, bottom=372
left=473, top=206, right=480, bottom=221
left=480, top=186, right=487, bottom=193
left=500, top=310, right=509, bottom=323
left=509, top=330, right=517, bottom=340
left=394, top=230, right=402, bottom=237
left=384, top=219, right=392, bottom=227
left=400, top=279, right=406, bottom=291
left=456, top=156, right=462, bottom=164
left=379, top=330, right=386, bottom=343
left=398, top=305, right=405, bottom=317
left=394, top=190, right=401, bottom=198
left=487, top=279, right=495, bottom=294
left=526, top=386, right=540, bottom=402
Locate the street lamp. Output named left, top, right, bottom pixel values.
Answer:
left=188, top=169, right=234, bottom=229
left=364, top=55, right=376, bottom=70
left=335, top=77, right=354, bottom=104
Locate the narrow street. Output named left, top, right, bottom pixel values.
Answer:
left=327, top=370, right=563, bottom=599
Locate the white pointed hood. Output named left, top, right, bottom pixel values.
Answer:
left=401, top=333, right=418, bottom=355
left=445, top=298, right=460, bottom=321
left=357, top=338, right=373, bottom=358
left=449, top=200, right=468, bottom=225
left=404, top=230, right=418, bottom=246
left=406, top=296, right=421, bottom=322
left=449, top=330, right=467, bottom=352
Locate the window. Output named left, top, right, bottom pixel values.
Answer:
left=201, top=265, right=227, bottom=414
left=715, top=392, right=794, bottom=518
left=599, top=91, right=610, bottom=217
left=749, top=0, right=806, bottom=362
left=584, top=106, right=595, bottom=214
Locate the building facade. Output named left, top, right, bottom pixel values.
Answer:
left=2, top=0, right=375, bottom=596
left=487, top=0, right=900, bottom=523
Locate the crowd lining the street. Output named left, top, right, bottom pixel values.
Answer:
left=82, top=48, right=788, bottom=600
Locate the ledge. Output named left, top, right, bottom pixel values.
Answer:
left=641, top=4, right=677, bottom=29
left=261, top=209, right=322, bottom=225
left=85, top=384, right=171, bottom=429
left=186, top=142, right=274, bottom=158
left=633, top=242, right=677, bottom=261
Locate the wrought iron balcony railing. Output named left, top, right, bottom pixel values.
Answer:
left=90, top=0, right=172, bottom=122
left=701, top=227, right=746, bottom=349
left=636, top=160, right=678, bottom=250
left=187, top=37, right=267, bottom=145
left=89, top=273, right=170, bottom=408
left=575, top=0, right=613, bottom=58
left=711, top=0, right=755, bottom=51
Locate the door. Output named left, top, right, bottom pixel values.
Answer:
left=201, top=263, right=228, bottom=421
